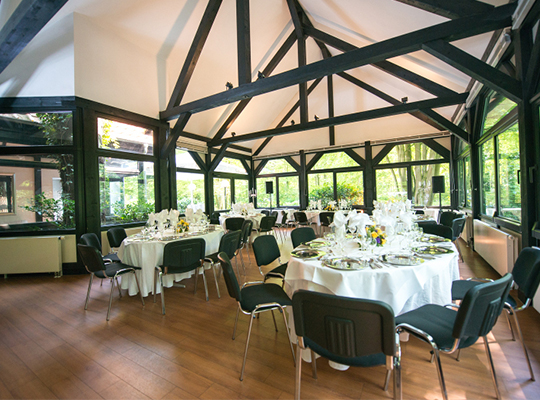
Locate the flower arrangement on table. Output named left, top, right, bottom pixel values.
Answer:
left=324, top=204, right=335, bottom=211
left=176, top=219, right=189, bottom=233
left=365, top=225, right=386, bottom=246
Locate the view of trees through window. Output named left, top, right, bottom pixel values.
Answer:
left=256, top=158, right=299, bottom=207
left=177, top=172, right=204, bottom=212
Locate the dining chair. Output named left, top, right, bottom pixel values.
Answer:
left=451, top=247, right=540, bottom=381
left=450, top=217, right=467, bottom=261
left=217, top=252, right=295, bottom=381
left=260, top=209, right=270, bottom=216
left=204, top=230, right=242, bottom=295
left=396, top=273, right=513, bottom=400
left=77, top=243, right=145, bottom=321
left=294, top=211, right=314, bottom=227
left=318, top=212, right=334, bottom=235
left=107, top=227, right=127, bottom=250
left=238, top=219, right=253, bottom=268
left=420, top=223, right=453, bottom=240
left=439, top=211, right=460, bottom=228
left=225, top=217, right=244, bottom=232
left=258, top=215, right=277, bottom=238
left=292, top=290, right=401, bottom=400
left=210, top=211, right=221, bottom=225
left=252, top=234, right=288, bottom=282
left=80, top=232, right=119, bottom=262
left=291, top=227, right=316, bottom=249
left=153, top=238, right=206, bottom=315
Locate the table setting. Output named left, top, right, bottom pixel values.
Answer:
left=219, top=203, right=264, bottom=230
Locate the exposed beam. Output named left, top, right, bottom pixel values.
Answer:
left=160, top=3, right=513, bottom=121
left=0, top=0, right=69, bottom=75
left=422, top=138, right=450, bottom=159
left=209, top=144, right=230, bottom=172
left=287, top=0, right=308, bottom=123
left=525, top=23, right=540, bottom=94
left=175, top=130, right=251, bottom=153
left=343, top=148, right=365, bottom=167
left=240, top=158, right=251, bottom=175
left=254, top=159, right=268, bottom=176
left=284, top=155, right=300, bottom=171
left=210, top=31, right=297, bottom=143
left=328, top=75, right=335, bottom=145
left=394, top=0, right=494, bottom=19
left=188, top=151, right=208, bottom=172
left=236, top=0, right=251, bottom=86
left=253, top=137, right=272, bottom=157
left=419, top=108, right=469, bottom=142
left=161, top=113, right=191, bottom=158
left=372, top=144, right=396, bottom=165
left=166, top=0, right=222, bottom=110
left=422, top=39, right=522, bottom=103
left=214, top=93, right=468, bottom=145
left=306, top=153, right=323, bottom=171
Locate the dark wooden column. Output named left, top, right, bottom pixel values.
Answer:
left=81, top=108, right=100, bottom=236
left=299, top=150, right=307, bottom=209
left=364, top=141, right=374, bottom=212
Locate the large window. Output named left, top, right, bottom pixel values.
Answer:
left=480, top=140, right=496, bottom=216
left=256, top=158, right=299, bottom=208
left=412, top=163, right=450, bottom=207
left=98, top=117, right=153, bottom=155
left=235, top=179, right=249, bottom=204
left=0, top=175, right=14, bottom=214
left=214, top=177, right=231, bottom=210
left=376, top=167, right=407, bottom=201
left=308, top=172, right=333, bottom=203
left=177, top=172, right=205, bottom=212
left=256, top=177, right=276, bottom=208
left=0, top=112, right=73, bottom=146
left=278, top=176, right=299, bottom=207
left=497, top=122, right=520, bottom=222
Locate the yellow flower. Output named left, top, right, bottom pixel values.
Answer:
left=371, top=231, right=378, bottom=238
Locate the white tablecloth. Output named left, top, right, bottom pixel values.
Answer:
left=219, top=213, right=264, bottom=230
left=117, top=228, right=224, bottom=296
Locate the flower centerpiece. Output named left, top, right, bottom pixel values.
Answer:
left=176, top=219, right=189, bottom=233
left=365, top=225, right=386, bottom=246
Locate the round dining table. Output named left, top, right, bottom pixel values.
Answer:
left=117, top=226, right=224, bottom=297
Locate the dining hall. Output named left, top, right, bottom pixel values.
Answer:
left=1, top=0, right=540, bottom=399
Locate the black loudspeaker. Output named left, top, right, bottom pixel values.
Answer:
left=432, top=176, right=445, bottom=194
left=266, top=181, right=273, bottom=194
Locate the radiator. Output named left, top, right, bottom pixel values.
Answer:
left=0, top=236, right=63, bottom=277
left=473, top=220, right=517, bottom=276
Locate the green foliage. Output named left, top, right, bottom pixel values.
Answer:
left=309, top=182, right=361, bottom=205
left=21, top=193, right=75, bottom=229
left=112, top=201, right=154, bottom=222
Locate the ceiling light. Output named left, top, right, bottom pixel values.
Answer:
left=226, top=82, right=233, bottom=90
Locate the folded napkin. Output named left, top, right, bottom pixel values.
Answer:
left=169, top=209, right=180, bottom=225
left=347, top=210, right=371, bottom=235
left=185, top=207, right=194, bottom=223
left=147, top=212, right=157, bottom=226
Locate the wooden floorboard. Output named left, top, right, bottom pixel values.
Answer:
left=1, top=232, right=539, bottom=399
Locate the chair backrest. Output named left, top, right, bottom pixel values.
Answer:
left=512, top=247, right=540, bottom=300
left=270, top=210, right=279, bottom=218
left=259, top=215, right=276, bottom=231
left=453, top=273, right=513, bottom=341
left=414, top=209, right=425, bottom=215
left=217, top=252, right=242, bottom=302
left=240, top=219, right=253, bottom=245
left=294, top=211, right=308, bottom=223
left=162, top=238, right=206, bottom=270
left=77, top=244, right=106, bottom=274
left=252, top=234, right=280, bottom=266
left=291, top=227, right=317, bottom=248
left=439, top=211, right=459, bottom=227
left=421, top=223, right=453, bottom=240
left=225, top=217, right=245, bottom=232
left=219, top=230, right=242, bottom=259
left=210, top=211, right=221, bottom=225
left=451, top=217, right=467, bottom=241
left=319, top=212, right=334, bottom=226
left=292, top=290, right=396, bottom=365
left=107, top=227, right=127, bottom=248
left=261, top=210, right=270, bottom=216
left=80, top=232, right=102, bottom=252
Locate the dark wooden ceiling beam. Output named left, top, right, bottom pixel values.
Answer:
left=343, top=148, right=366, bottom=167
left=161, top=113, right=191, bottom=158
left=160, top=3, right=514, bottom=121
left=0, top=0, right=69, bottom=75
left=393, top=0, right=494, bottom=19
left=214, top=92, right=468, bottom=145
left=208, top=143, right=230, bottom=172
left=188, top=151, right=208, bottom=172
left=166, top=0, right=222, bottom=110
left=287, top=0, right=308, bottom=124
left=372, top=144, right=396, bottom=165
left=210, top=31, right=297, bottom=144
left=236, top=0, right=251, bottom=86
left=418, top=108, right=469, bottom=142
left=422, top=138, right=450, bottom=159
left=422, top=39, right=522, bottom=103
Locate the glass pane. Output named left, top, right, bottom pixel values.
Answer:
left=311, top=152, right=358, bottom=170
left=259, top=158, right=296, bottom=174
left=256, top=177, right=276, bottom=208
left=380, top=143, right=444, bottom=164
left=177, top=172, right=205, bottom=212
left=480, top=140, right=496, bottom=216
left=375, top=168, right=407, bottom=201
left=214, top=178, right=231, bottom=210
left=0, top=154, right=75, bottom=230
left=175, top=149, right=201, bottom=170
left=336, top=171, right=364, bottom=205
left=483, top=94, right=516, bottom=134
left=498, top=122, right=521, bottom=221
left=411, top=163, right=450, bottom=207
left=308, top=173, right=334, bottom=204
left=278, top=176, right=299, bottom=207
left=98, top=117, right=153, bottom=155
left=458, top=159, right=465, bottom=206
left=214, top=157, right=248, bottom=175
left=0, top=112, right=73, bottom=146
left=99, top=157, right=154, bottom=224
left=465, top=156, right=472, bottom=207
left=234, top=179, right=249, bottom=204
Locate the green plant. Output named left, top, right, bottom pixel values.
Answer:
left=112, top=201, right=154, bottom=222
left=21, top=193, right=75, bottom=229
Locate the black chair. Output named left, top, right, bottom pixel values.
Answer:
left=291, top=227, right=317, bottom=249
left=452, top=247, right=540, bottom=381
left=396, top=273, right=513, bottom=400
left=421, top=223, right=453, bottom=240
left=292, top=290, right=401, bottom=400
left=294, top=211, right=314, bottom=227
left=439, top=211, right=460, bottom=228
left=80, top=232, right=119, bottom=262
left=217, top=252, right=295, bottom=381
left=450, top=217, right=467, bottom=261
left=210, top=211, right=220, bottom=225
left=225, top=217, right=244, bottom=232
left=252, top=234, right=288, bottom=282
left=77, top=244, right=145, bottom=321
left=258, top=215, right=277, bottom=237
left=270, top=210, right=279, bottom=218
left=414, top=209, right=425, bottom=215
left=107, top=227, right=127, bottom=249
left=238, top=219, right=253, bottom=268
left=153, top=238, right=206, bottom=315
left=260, top=209, right=270, bottom=216
left=204, top=230, right=242, bottom=295
left=319, top=211, right=334, bottom=235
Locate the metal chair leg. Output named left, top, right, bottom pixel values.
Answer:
left=505, top=309, right=516, bottom=341
left=211, top=263, right=221, bottom=298
left=132, top=270, right=145, bottom=307
left=394, top=350, right=402, bottom=400
left=153, top=267, right=159, bottom=303
left=509, top=308, right=535, bottom=380
left=295, top=344, right=303, bottom=400
left=159, top=271, right=166, bottom=315
left=85, top=273, right=94, bottom=310
left=456, top=349, right=461, bottom=361
left=431, top=346, right=448, bottom=400
left=200, top=266, right=209, bottom=301
left=116, top=277, right=122, bottom=298
left=483, top=335, right=502, bottom=400
left=106, top=274, right=117, bottom=321
left=310, top=350, right=317, bottom=378
left=280, top=307, right=296, bottom=365
left=240, top=311, right=256, bottom=381
left=271, top=309, right=278, bottom=332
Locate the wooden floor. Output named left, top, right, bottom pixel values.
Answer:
left=1, top=233, right=539, bottom=400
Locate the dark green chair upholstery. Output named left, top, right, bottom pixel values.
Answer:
left=204, top=230, right=242, bottom=296
left=292, top=290, right=401, bottom=400
left=153, top=238, right=206, bottom=315
left=294, top=211, right=315, bottom=227
left=80, top=232, right=120, bottom=263
left=217, top=252, right=295, bottom=381
left=78, top=244, right=144, bottom=321
left=421, top=223, right=453, bottom=240
left=252, top=234, right=288, bottom=282
left=225, top=217, right=244, bottom=232
left=452, top=247, right=540, bottom=381
left=439, top=211, right=460, bottom=228
left=238, top=219, right=253, bottom=270
left=396, top=273, right=513, bottom=400
left=291, top=227, right=317, bottom=249
left=107, top=227, right=127, bottom=249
